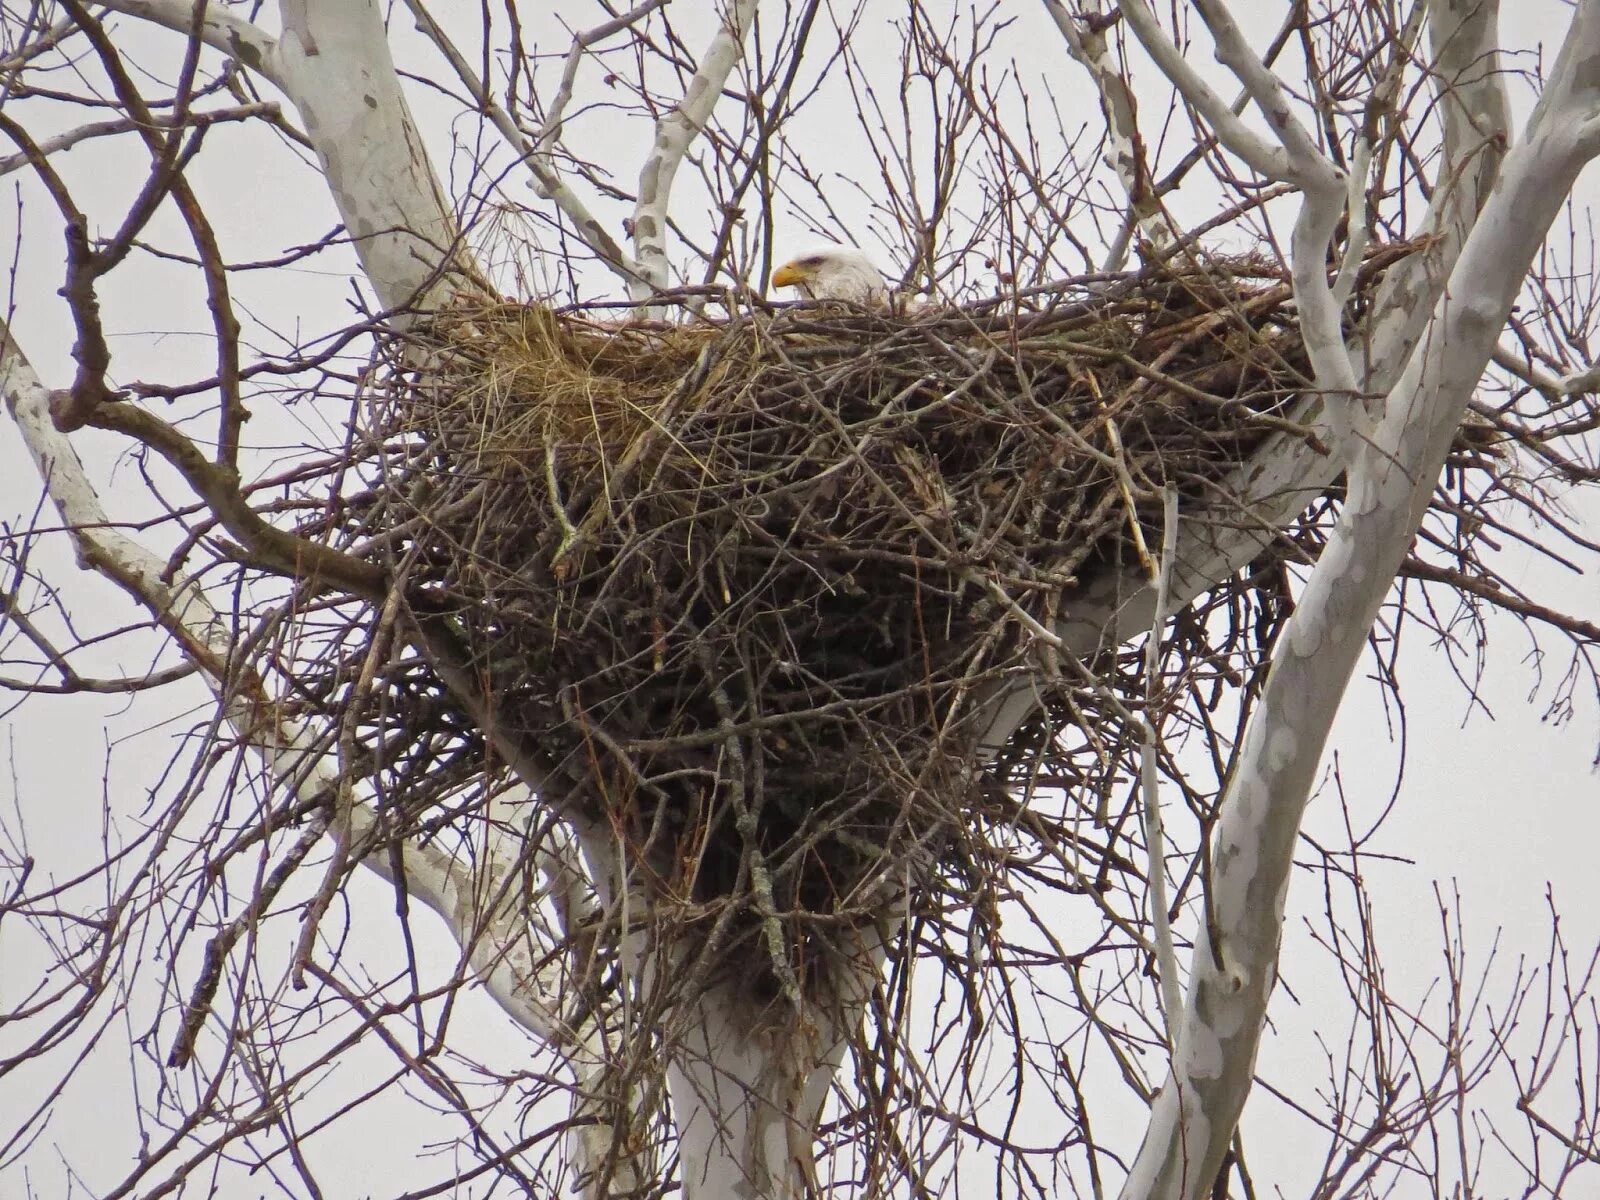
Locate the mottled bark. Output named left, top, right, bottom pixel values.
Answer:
left=1120, top=2, right=1600, bottom=1192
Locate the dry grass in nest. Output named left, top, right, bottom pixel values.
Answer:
left=347, top=252, right=1394, bottom=993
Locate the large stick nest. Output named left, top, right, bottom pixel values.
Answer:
left=352, top=253, right=1391, bottom=984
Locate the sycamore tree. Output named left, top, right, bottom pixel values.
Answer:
left=2, top=1, right=1600, bottom=1198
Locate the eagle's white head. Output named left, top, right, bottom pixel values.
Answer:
left=770, top=245, right=889, bottom=307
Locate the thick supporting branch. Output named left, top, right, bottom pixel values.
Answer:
left=1120, top=2, right=1600, bottom=1194
left=670, top=998, right=841, bottom=1200
left=667, top=926, right=885, bottom=1200
left=980, top=0, right=1511, bottom=755
left=96, top=0, right=282, bottom=84
left=274, top=0, right=487, bottom=311
left=0, top=321, right=570, bottom=1043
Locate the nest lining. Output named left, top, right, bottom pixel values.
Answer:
left=351, top=257, right=1353, bottom=982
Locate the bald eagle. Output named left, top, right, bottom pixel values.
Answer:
left=770, top=245, right=889, bottom=307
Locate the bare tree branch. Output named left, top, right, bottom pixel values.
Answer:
left=631, top=0, right=759, bottom=299
left=1123, top=5, right=1600, bottom=1191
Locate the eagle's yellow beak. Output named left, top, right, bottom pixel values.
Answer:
left=770, top=261, right=807, bottom=289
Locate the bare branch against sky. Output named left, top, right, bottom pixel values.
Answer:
left=1, top=2, right=1598, bottom=1198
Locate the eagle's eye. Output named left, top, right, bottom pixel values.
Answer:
left=800, top=256, right=826, bottom=267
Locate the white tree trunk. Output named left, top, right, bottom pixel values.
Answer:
left=979, top=0, right=1510, bottom=755
left=273, top=0, right=485, bottom=311
left=668, top=922, right=887, bottom=1200
left=1120, top=3, right=1600, bottom=1193
left=11, top=3, right=1585, bottom=1197
left=670, top=991, right=842, bottom=1200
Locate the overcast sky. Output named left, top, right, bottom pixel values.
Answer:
left=2, top=2, right=1598, bottom=1196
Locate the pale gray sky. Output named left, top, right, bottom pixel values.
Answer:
left=2, top=2, right=1597, bottom=1196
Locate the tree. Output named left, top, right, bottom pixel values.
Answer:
left=2, top=1, right=1599, bottom=1197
